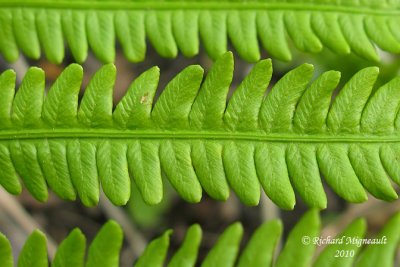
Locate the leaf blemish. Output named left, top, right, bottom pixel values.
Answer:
left=140, top=92, right=149, bottom=104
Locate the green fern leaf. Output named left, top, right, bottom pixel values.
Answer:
left=237, top=219, right=282, bottom=267
left=86, top=221, right=123, bottom=267
left=275, top=209, right=320, bottom=267
left=314, top=218, right=366, bottom=267
left=355, top=213, right=400, bottom=267
left=52, top=229, right=86, bottom=267
left=0, top=1, right=399, bottom=62
left=0, top=233, right=13, bottom=267
left=1, top=211, right=399, bottom=266
left=168, top=224, right=202, bottom=267
left=18, top=230, right=47, bottom=267
left=134, top=229, right=171, bottom=267
left=201, top=222, right=243, bottom=267
left=1, top=52, right=400, bottom=209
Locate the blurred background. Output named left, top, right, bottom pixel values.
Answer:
left=0, top=41, right=399, bottom=266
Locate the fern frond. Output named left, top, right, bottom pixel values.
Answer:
left=1, top=211, right=399, bottom=266
left=1, top=52, right=400, bottom=209
left=0, top=0, right=399, bottom=63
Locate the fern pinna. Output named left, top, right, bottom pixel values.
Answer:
left=1, top=210, right=399, bottom=267
left=0, top=0, right=398, bottom=63
left=0, top=52, right=399, bottom=209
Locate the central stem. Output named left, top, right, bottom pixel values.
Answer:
left=0, top=128, right=398, bottom=143
left=0, top=1, right=396, bottom=16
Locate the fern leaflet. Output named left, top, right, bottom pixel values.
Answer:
left=1, top=210, right=399, bottom=267
left=0, top=0, right=398, bottom=63
left=0, top=52, right=400, bottom=209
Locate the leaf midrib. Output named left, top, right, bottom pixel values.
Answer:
left=1, top=128, right=399, bottom=143
left=0, top=1, right=398, bottom=16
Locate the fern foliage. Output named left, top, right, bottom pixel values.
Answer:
left=0, top=52, right=400, bottom=209
left=1, top=210, right=399, bottom=267
left=0, top=0, right=398, bottom=63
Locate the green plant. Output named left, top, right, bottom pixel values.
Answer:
left=0, top=0, right=398, bottom=63
left=1, top=210, right=399, bottom=267
left=1, top=1, right=399, bottom=266
left=0, top=52, right=399, bottom=209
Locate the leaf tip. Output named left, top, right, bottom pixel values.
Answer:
left=300, top=63, right=314, bottom=73
left=188, top=224, right=202, bottom=235
left=99, top=63, right=117, bottom=78
left=26, top=66, right=45, bottom=80
left=164, top=229, right=173, bottom=236
left=65, top=63, right=84, bottom=75
left=303, top=208, right=321, bottom=228
left=186, top=64, right=205, bottom=77
left=222, top=51, right=234, bottom=59
left=363, top=66, right=380, bottom=77
left=103, top=220, right=123, bottom=237
left=70, top=228, right=85, bottom=238
left=283, top=201, right=296, bottom=211
left=36, top=192, right=49, bottom=203
left=327, top=70, right=341, bottom=81
left=267, top=219, right=283, bottom=235
left=258, top=58, right=273, bottom=69
left=148, top=66, right=161, bottom=75
left=31, top=229, right=46, bottom=240
left=81, top=196, right=100, bottom=208
left=230, top=222, right=244, bottom=235
left=1, top=69, right=16, bottom=80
